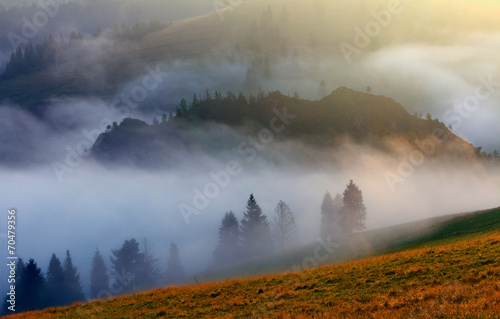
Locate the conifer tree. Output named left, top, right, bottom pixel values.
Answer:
left=46, top=253, right=66, bottom=306
left=110, top=238, right=143, bottom=294
left=320, top=192, right=342, bottom=240
left=214, top=211, right=241, bottom=265
left=339, top=180, right=367, bottom=233
left=241, top=194, right=272, bottom=258
left=18, top=258, right=47, bottom=312
left=63, top=250, right=85, bottom=304
left=272, top=200, right=298, bottom=251
left=136, top=238, right=160, bottom=290
left=90, top=249, right=109, bottom=299
left=165, top=242, right=185, bottom=284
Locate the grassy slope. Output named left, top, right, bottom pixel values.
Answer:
left=192, top=207, right=500, bottom=284
left=7, top=207, right=500, bottom=318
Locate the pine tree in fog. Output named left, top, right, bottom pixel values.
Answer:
left=90, top=249, right=109, bottom=299
left=18, top=258, right=47, bottom=312
left=241, top=194, right=273, bottom=258
left=46, top=253, right=66, bottom=306
left=63, top=250, right=85, bottom=303
left=110, top=238, right=143, bottom=293
left=339, top=180, right=367, bottom=234
left=214, top=211, right=241, bottom=265
left=165, top=242, right=185, bottom=284
left=136, top=238, right=160, bottom=290
left=320, top=192, right=342, bottom=240
left=272, top=201, right=298, bottom=251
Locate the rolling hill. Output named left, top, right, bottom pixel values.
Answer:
left=90, top=87, right=480, bottom=166
left=6, top=206, right=500, bottom=318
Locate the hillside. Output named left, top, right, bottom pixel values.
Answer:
left=2, top=0, right=500, bottom=108
left=91, top=87, right=479, bottom=166
left=192, top=207, right=500, bottom=284
left=7, top=207, right=500, bottom=318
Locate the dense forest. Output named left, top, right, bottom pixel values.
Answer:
left=1, top=20, right=165, bottom=80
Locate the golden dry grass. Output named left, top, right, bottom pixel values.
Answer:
left=7, top=232, right=500, bottom=318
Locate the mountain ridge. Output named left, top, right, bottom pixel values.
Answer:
left=91, top=87, right=480, bottom=167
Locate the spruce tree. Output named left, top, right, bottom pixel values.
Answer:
left=90, top=249, right=109, bottom=299
left=339, top=180, right=367, bottom=233
left=63, top=250, right=85, bottom=304
left=46, top=253, right=66, bottom=306
left=320, top=192, right=342, bottom=240
left=136, top=238, right=160, bottom=290
left=165, top=242, right=185, bottom=284
left=18, top=258, right=47, bottom=312
left=214, top=211, right=241, bottom=265
left=110, top=238, right=143, bottom=294
left=240, top=194, right=272, bottom=258
left=272, top=200, right=298, bottom=251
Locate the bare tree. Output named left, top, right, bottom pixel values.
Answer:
left=272, top=200, right=298, bottom=251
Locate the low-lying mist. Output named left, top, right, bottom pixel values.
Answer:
left=1, top=132, right=499, bottom=296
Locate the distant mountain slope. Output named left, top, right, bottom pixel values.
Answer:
left=91, top=87, right=479, bottom=166
left=2, top=0, right=500, bottom=108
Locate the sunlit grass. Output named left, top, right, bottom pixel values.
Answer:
left=8, top=228, right=500, bottom=318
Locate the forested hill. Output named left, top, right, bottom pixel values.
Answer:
left=91, top=87, right=483, bottom=166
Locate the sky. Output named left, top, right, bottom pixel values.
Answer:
left=0, top=0, right=499, bottom=301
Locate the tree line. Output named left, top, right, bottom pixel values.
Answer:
left=1, top=20, right=165, bottom=81
left=2, top=180, right=366, bottom=315
left=213, top=180, right=366, bottom=265
left=1, top=239, right=186, bottom=315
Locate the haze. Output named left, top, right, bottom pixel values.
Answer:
left=0, top=0, right=499, bottom=299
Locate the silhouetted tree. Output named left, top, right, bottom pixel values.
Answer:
left=237, top=92, right=248, bottom=105
left=339, top=180, right=367, bottom=233
left=241, top=194, right=272, bottom=258
left=180, top=98, right=188, bottom=115
left=214, top=211, right=241, bottom=265
left=110, top=238, right=143, bottom=294
left=320, top=192, right=342, bottom=240
left=18, top=258, right=47, bottom=312
left=90, top=249, right=109, bottom=299
left=272, top=200, right=298, bottom=251
left=191, top=93, right=199, bottom=107
left=319, top=80, right=327, bottom=98
left=46, top=253, right=66, bottom=307
left=165, top=242, right=185, bottom=284
left=63, top=250, right=85, bottom=304
left=245, top=65, right=259, bottom=93
left=136, top=238, right=160, bottom=290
